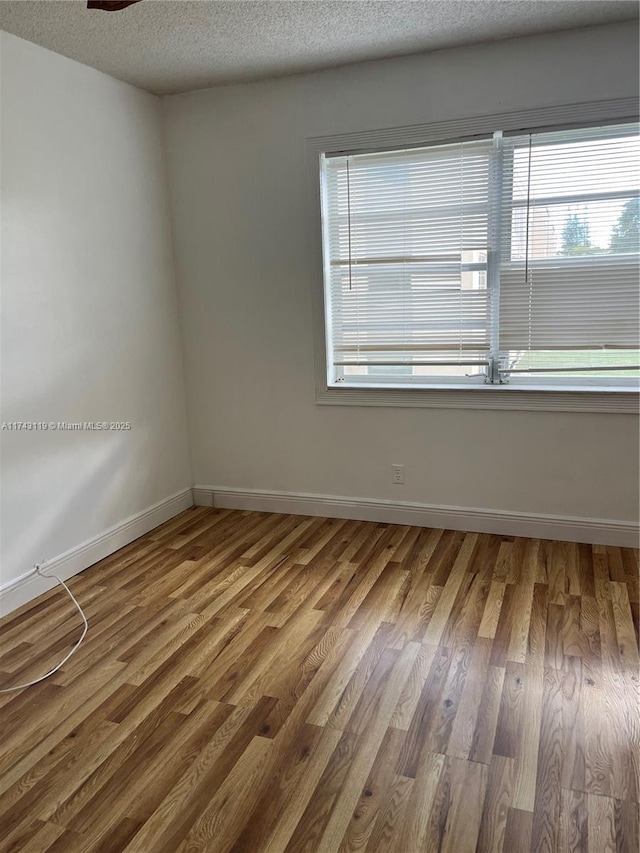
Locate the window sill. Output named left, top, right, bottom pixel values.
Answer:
left=317, top=383, right=639, bottom=413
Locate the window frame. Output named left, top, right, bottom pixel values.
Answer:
left=307, top=97, right=640, bottom=413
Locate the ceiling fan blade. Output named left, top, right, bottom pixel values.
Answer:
left=87, top=1, right=143, bottom=10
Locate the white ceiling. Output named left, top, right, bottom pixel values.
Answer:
left=1, top=0, right=637, bottom=96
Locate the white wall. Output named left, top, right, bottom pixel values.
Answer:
left=1, top=32, right=191, bottom=592
left=164, top=22, right=639, bottom=525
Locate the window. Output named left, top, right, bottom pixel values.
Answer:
left=319, top=121, right=640, bottom=393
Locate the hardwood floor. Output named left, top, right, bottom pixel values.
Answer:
left=0, top=507, right=638, bottom=852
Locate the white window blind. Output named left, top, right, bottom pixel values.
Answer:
left=498, top=123, right=640, bottom=380
left=322, top=140, right=493, bottom=383
left=320, top=121, right=640, bottom=389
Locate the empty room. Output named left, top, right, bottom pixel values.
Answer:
left=0, top=1, right=638, bottom=851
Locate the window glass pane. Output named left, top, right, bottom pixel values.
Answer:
left=510, top=198, right=639, bottom=261
left=499, top=123, right=640, bottom=385
left=504, top=349, right=640, bottom=378
left=508, top=132, right=639, bottom=261
left=323, top=139, right=492, bottom=387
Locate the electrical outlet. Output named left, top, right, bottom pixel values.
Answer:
left=391, top=464, right=404, bottom=485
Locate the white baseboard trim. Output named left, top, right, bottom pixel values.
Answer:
left=0, top=487, right=194, bottom=617
left=192, top=487, right=214, bottom=507
left=194, top=485, right=639, bottom=548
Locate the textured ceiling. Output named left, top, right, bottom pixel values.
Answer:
left=1, top=0, right=638, bottom=96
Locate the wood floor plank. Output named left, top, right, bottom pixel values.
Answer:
left=478, top=580, right=506, bottom=640
left=503, top=806, right=534, bottom=851
left=178, top=733, right=274, bottom=852
left=234, top=725, right=344, bottom=853
left=395, top=752, right=444, bottom=852
left=559, top=787, right=588, bottom=853
left=284, top=731, right=359, bottom=853
left=587, top=793, right=617, bottom=853
left=561, top=655, right=586, bottom=793
left=511, top=662, right=545, bottom=812
left=363, top=772, right=413, bottom=853
left=336, top=726, right=405, bottom=853
left=422, top=532, right=479, bottom=645
left=116, top=701, right=267, bottom=851
left=394, top=645, right=452, bottom=778
left=0, top=508, right=636, bottom=853
left=312, top=640, right=419, bottom=853
left=1, top=818, right=66, bottom=853
left=469, top=662, right=506, bottom=764
left=530, top=666, right=564, bottom=853
left=493, top=660, right=525, bottom=759
left=447, top=635, right=493, bottom=760
left=476, top=755, right=515, bottom=853
left=388, top=641, right=438, bottom=731
left=423, top=754, right=488, bottom=853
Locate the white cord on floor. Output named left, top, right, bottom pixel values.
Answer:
left=0, top=567, right=88, bottom=694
